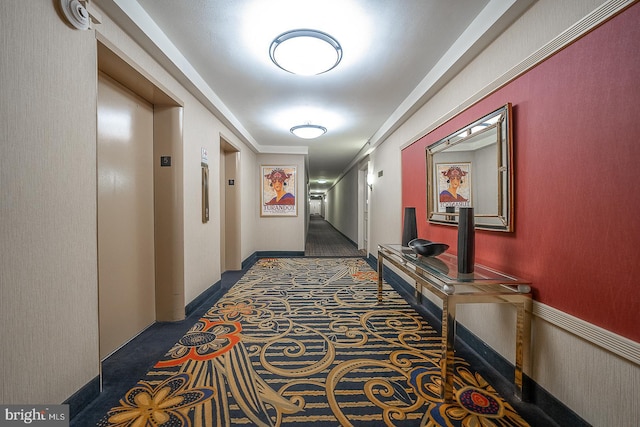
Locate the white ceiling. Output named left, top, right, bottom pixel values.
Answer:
left=95, top=0, right=534, bottom=194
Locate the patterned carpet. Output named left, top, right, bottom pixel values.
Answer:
left=96, top=258, right=529, bottom=426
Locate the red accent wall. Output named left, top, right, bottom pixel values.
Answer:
left=401, top=4, right=640, bottom=342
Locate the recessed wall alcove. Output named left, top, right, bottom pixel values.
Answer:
left=96, top=36, right=185, bottom=360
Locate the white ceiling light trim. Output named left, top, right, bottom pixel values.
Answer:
left=290, top=124, right=327, bottom=139
left=272, top=106, right=345, bottom=133
left=270, top=29, right=342, bottom=75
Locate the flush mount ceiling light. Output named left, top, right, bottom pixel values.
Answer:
left=290, top=124, right=327, bottom=139
left=270, top=29, right=342, bottom=75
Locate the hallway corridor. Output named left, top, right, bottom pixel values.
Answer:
left=305, top=214, right=366, bottom=257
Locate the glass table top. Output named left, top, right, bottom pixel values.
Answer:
left=380, top=244, right=530, bottom=285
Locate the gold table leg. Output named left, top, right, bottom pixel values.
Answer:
left=514, top=298, right=532, bottom=400
left=377, top=254, right=383, bottom=303
left=441, top=297, right=456, bottom=402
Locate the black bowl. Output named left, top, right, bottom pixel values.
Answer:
left=408, top=238, right=449, bottom=257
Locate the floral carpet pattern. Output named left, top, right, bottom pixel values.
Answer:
left=98, top=258, right=528, bottom=427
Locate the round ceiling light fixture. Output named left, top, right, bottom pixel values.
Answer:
left=270, top=29, right=342, bottom=75
left=290, top=124, right=327, bottom=139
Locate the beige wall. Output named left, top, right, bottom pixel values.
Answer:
left=325, top=167, right=359, bottom=243
left=239, top=142, right=260, bottom=262
left=0, top=2, right=99, bottom=403
left=0, top=1, right=264, bottom=404
left=181, top=100, right=223, bottom=304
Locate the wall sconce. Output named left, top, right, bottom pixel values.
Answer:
left=367, top=173, right=374, bottom=190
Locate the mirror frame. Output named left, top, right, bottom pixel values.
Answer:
left=426, top=103, right=514, bottom=232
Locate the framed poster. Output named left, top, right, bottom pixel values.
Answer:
left=436, top=162, right=472, bottom=212
left=260, top=165, right=297, bottom=217
left=427, top=104, right=513, bottom=231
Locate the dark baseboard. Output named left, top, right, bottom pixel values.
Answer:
left=69, top=267, right=250, bottom=424
left=330, top=223, right=359, bottom=248
left=242, top=252, right=259, bottom=269
left=64, top=375, right=100, bottom=420
left=255, top=250, right=305, bottom=258
left=455, top=323, right=590, bottom=427
left=185, top=279, right=221, bottom=317
left=245, top=251, right=303, bottom=268
left=366, top=254, right=590, bottom=427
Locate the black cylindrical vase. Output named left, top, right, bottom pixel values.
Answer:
left=402, top=207, right=418, bottom=247
left=457, top=207, right=475, bottom=274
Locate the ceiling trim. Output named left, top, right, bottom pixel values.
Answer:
left=95, top=0, right=266, bottom=153
left=329, top=0, right=536, bottom=191
left=399, top=0, right=636, bottom=153
left=368, top=0, right=535, bottom=151
left=258, top=145, right=308, bottom=155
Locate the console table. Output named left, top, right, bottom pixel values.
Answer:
left=377, top=244, right=532, bottom=403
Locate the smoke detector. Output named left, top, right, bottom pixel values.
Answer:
left=60, top=0, right=90, bottom=30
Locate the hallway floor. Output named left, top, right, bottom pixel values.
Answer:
left=72, top=258, right=558, bottom=426
left=69, top=215, right=563, bottom=426
left=305, top=214, right=365, bottom=257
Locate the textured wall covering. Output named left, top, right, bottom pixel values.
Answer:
left=397, top=5, right=640, bottom=424
left=0, top=0, right=260, bottom=405
left=0, top=2, right=99, bottom=403
left=401, top=3, right=640, bottom=343
left=325, top=167, right=360, bottom=244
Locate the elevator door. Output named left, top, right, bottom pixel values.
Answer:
left=97, top=73, right=156, bottom=359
